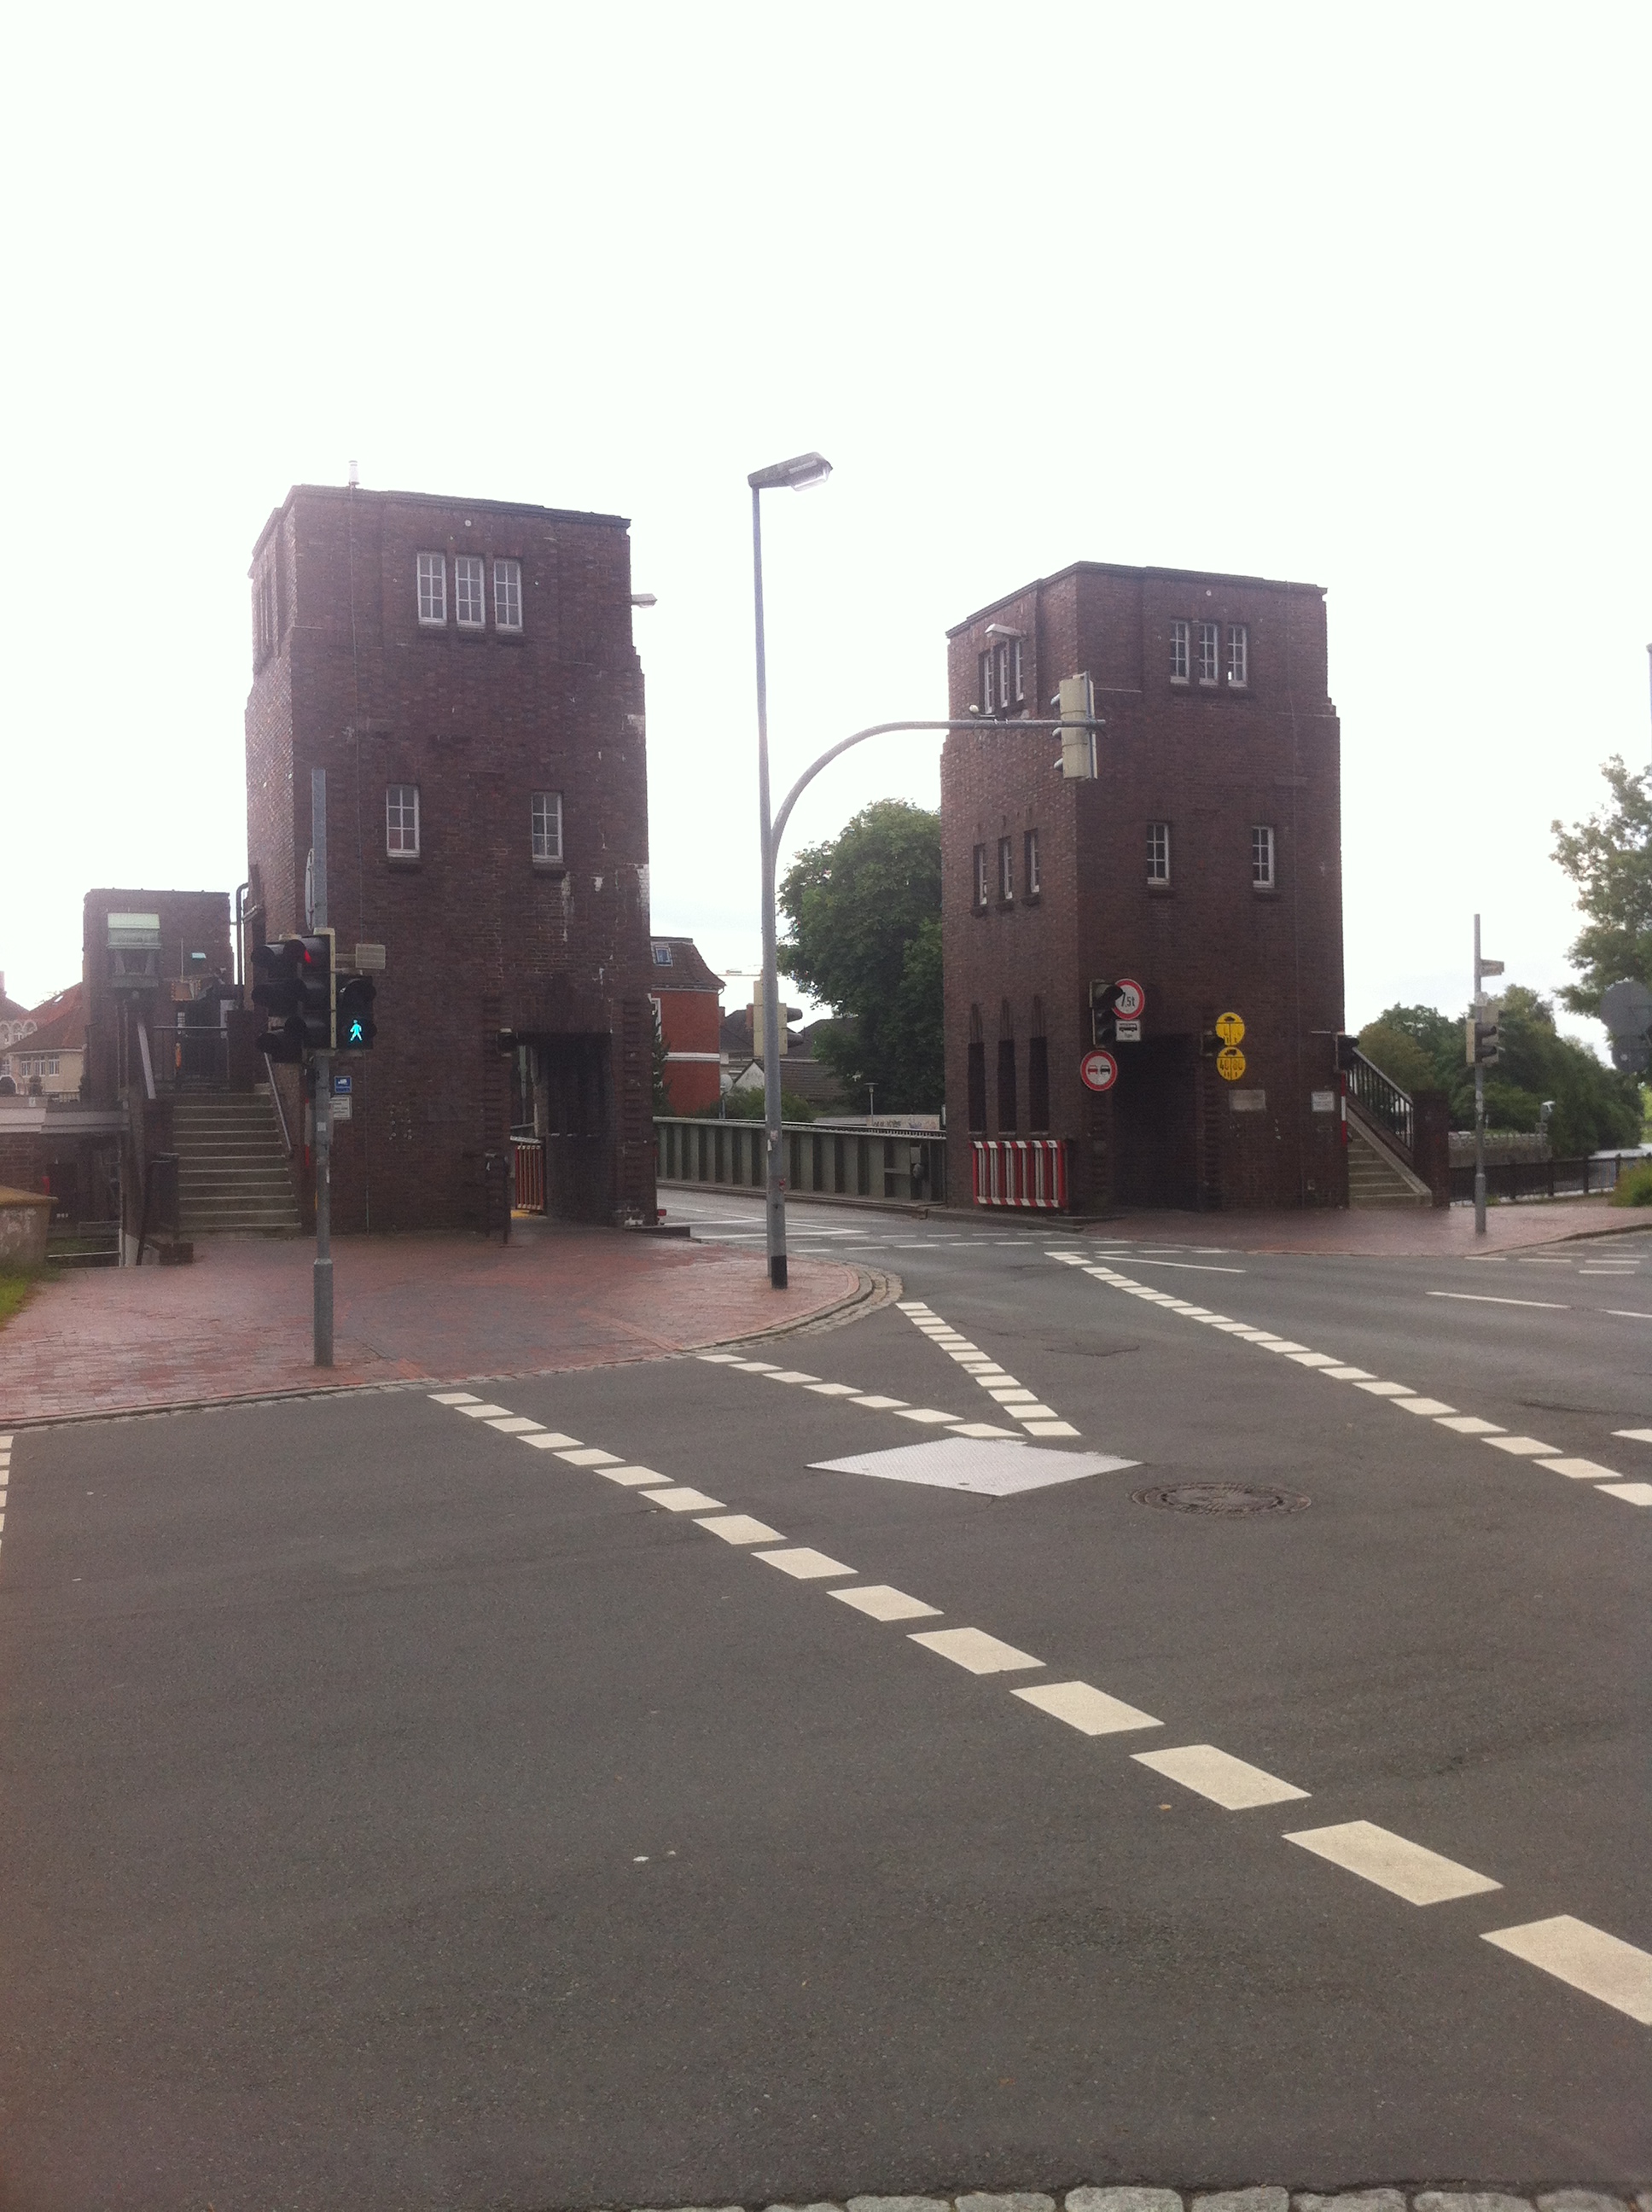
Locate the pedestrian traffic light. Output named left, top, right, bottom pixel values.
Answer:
left=336, top=975, right=377, bottom=1051
left=1055, top=673, right=1097, bottom=779
left=251, top=939, right=306, bottom=1062
left=1466, top=1007, right=1501, bottom=1065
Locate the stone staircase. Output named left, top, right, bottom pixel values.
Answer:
left=1347, top=1116, right=1431, bottom=1208
left=173, top=1091, right=302, bottom=1237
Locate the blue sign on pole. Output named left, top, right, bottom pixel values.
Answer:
left=333, top=1073, right=352, bottom=1096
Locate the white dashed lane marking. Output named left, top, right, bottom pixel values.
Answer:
left=1482, top=1916, right=1652, bottom=2023
left=1013, top=1680, right=1161, bottom=1735
left=754, top=1546, right=854, bottom=1580
left=642, top=1487, right=724, bottom=1513
left=695, top=1514, right=784, bottom=1545
left=829, top=1583, right=941, bottom=1621
left=909, top=1627, right=1044, bottom=1674
left=1428, top=1291, right=1570, bottom=1310
left=1132, top=1743, right=1309, bottom=1810
left=898, top=1299, right=1082, bottom=1438
left=1285, top=1819, right=1502, bottom=1904
left=601, top=1464, right=673, bottom=1486
left=520, top=1431, right=583, bottom=1449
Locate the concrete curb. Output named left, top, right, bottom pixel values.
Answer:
left=603, top=2188, right=1649, bottom=2212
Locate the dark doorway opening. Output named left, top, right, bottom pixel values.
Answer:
left=1114, top=1033, right=1198, bottom=1208
left=524, top=1033, right=614, bottom=1222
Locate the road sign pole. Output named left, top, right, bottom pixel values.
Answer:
left=1473, top=913, right=1486, bottom=1237
left=312, top=768, right=334, bottom=1366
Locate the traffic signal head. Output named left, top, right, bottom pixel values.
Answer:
left=1335, top=1033, right=1358, bottom=1072
left=336, top=975, right=377, bottom=1051
left=1090, top=979, right=1122, bottom=1046
left=1056, top=673, right=1097, bottom=779
left=294, top=933, right=334, bottom=1052
left=1465, top=1007, right=1501, bottom=1065
left=251, top=940, right=306, bottom=1062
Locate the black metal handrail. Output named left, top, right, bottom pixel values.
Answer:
left=1346, top=1048, right=1414, bottom=1157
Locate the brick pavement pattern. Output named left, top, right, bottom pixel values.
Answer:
left=0, top=1227, right=860, bottom=1426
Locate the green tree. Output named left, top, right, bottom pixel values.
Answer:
left=1354, top=1019, right=1440, bottom=1098
left=777, top=800, right=944, bottom=1112
left=1551, top=756, right=1652, bottom=1014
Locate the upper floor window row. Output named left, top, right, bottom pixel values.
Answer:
left=1169, top=619, right=1248, bottom=690
left=977, top=636, right=1025, bottom=714
left=417, top=553, right=523, bottom=633
left=386, top=783, right=564, bottom=865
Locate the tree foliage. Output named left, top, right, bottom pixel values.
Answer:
left=777, top=800, right=944, bottom=1113
left=1551, top=756, right=1652, bottom=1014
left=1361, top=990, right=1642, bottom=1154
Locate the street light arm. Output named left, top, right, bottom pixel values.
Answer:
left=769, top=719, right=1068, bottom=865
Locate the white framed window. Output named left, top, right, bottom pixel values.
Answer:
left=532, top=790, right=563, bottom=863
left=980, top=651, right=995, bottom=713
left=494, top=558, right=522, bottom=632
left=996, top=643, right=1011, bottom=713
left=387, top=783, right=421, bottom=857
left=1227, top=624, right=1249, bottom=689
left=1169, top=620, right=1190, bottom=684
left=973, top=841, right=989, bottom=907
left=1013, top=637, right=1025, bottom=701
left=1148, top=821, right=1171, bottom=883
left=416, top=553, right=446, bottom=626
left=1024, top=828, right=1040, bottom=898
left=651, top=940, right=674, bottom=966
left=1251, top=823, right=1275, bottom=888
left=1197, top=621, right=1219, bottom=684
left=998, top=835, right=1014, bottom=902
left=455, top=554, right=485, bottom=629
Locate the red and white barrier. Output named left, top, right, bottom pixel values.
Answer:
left=971, top=1138, right=1067, bottom=1210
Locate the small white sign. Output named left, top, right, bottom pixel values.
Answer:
left=1230, top=1089, right=1267, bottom=1113
left=1311, top=1090, right=1336, bottom=1113
left=1114, top=1019, right=1142, bottom=1043
left=329, top=1095, right=352, bottom=1122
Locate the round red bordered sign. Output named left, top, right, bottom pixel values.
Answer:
left=1080, top=1048, right=1119, bottom=1092
left=1114, top=977, right=1146, bottom=1020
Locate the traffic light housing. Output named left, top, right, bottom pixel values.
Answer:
left=1090, top=981, right=1122, bottom=1045
left=1055, top=673, right=1097, bottom=780
left=1466, top=1007, right=1501, bottom=1065
left=250, top=934, right=334, bottom=1059
left=1335, top=1033, right=1358, bottom=1072
left=336, top=975, right=377, bottom=1051
left=293, top=933, right=334, bottom=1052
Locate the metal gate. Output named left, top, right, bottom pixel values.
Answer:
left=971, top=1138, right=1067, bottom=1209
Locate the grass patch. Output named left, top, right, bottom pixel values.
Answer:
left=0, top=1266, right=49, bottom=1329
left=1611, top=1160, right=1652, bottom=1208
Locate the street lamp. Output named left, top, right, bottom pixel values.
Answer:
left=749, top=450, right=832, bottom=1290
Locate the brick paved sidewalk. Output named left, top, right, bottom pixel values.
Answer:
left=1085, top=1194, right=1650, bottom=1257
left=0, top=1225, right=863, bottom=1428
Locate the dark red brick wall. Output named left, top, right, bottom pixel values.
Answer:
left=245, top=485, right=657, bottom=1231
left=942, top=562, right=1347, bottom=1213
left=655, top=987, right=721, bottom=1114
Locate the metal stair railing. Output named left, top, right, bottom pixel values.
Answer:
left=1346, top=1047, right=1414, bottom=1159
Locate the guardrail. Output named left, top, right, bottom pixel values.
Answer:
left=971, top=1138, right=1068, bottom=1210
left=513, top=1136, right=545, bottom=1214
left=655, top=1116, right=946, bottom=1204
left=1347, top=1047, right=1414, bottom=1157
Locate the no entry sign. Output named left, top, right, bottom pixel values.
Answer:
left=1080, top=1048, right=1119, bottom=1092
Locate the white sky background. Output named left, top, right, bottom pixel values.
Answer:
left=3, top=3, right=1648, bottom=1056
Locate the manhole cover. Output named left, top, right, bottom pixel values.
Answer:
left=1132, top=1481, right=1309, bottom=1516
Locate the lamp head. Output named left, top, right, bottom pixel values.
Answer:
left=748, top=451, right=833, bottom=492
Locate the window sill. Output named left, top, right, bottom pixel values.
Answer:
left=1169, top=676, right=1189, bottom=689
left=1147, top=881, right=1173, bottom=894
left=1251, top=885, right=1278, bottom=898
left=1022, top=894, right=1041, bottom=907
left=532, top=859, right=567, bottom=876
left=387, top=853, right=422, bottom=868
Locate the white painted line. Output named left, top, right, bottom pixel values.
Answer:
left=1613, top=1428, right=1652, bottom=1443
left=730, top=1360, right=783, bottom=1373
left=763, top=1370, right=820, bottom=1384
left=1428, top=1291, right=1569, bottom=1310
left=1285, top=1819, right=1500, bottom=1904
left=1352, top=1381, right=1416, bottom=1398
left=966, top=1365, right=1010, bottom=1378
left=695, top=1352, right=746, bottom=1364
left=909, top=1627, right=1044, bottom=1674
left=599, top=1466, right=673, bottom=1487
left=1023, top=1420, right=1082, bottom=1437
left=897, top=1406, right=968, bottom=1425
left=1483, top=1435, right=1562, bottom=1456
left=556, top=1447, right=624, bottom=1466
left=896, top=1299, right=933, bottom=1310
left=1013, top=1680, right=1161, bottom=1735
left=429, top=1391, right=482, bottom=1405
left=1287, top=1352, right=1342, bottom=1367
left=849, top=1395, right=909, bottom=1411
left=1435, top=1415, right=1504, bottom=1435
left=1537, top=1457, right=1623, bottom=1481
left=695, top=1514, right=785, bottom=1544
left=829, top=1584, right=942, bottom=1622
left=1597, top=1482, right=1652, bottom=1505
left=519, top=1431, right=584, bottom=1450
left=1132, top=1743, right=1309, bottom=1809
left=986, top=1387, right=1035, bottom=1402
left=1605, top=1309, right=1652, bottom=1320
left=456, top=1402, right=515, bottom=1418
left=1320, top=1366, right=1376, bottom=1381
left=1482, top=1915, right=1652, bottom=2023
left=1394, top=1397, right=1457, bottom=1417
left=948, top=1422, right=1023, bottom=1439
left=806, top=1382, right=863, bottom=1396
left=486, top=1416, right=544, bottom=1433
left=1241, top=1332, right=1288, bottom=1344
left=1259, top=1341, right=1312, bottom=1355
left=642, top=1487, right=725, bottom=1513
left=756, top=1546, right=855, bottom=1580
left=1110, top=1258, right=1246, bottom=1275
left=1009, top=1404, right=1060, bottom=1421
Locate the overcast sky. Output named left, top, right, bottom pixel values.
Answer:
left=3, top=3, right=1647, bottom=1053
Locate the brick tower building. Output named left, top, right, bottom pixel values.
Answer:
left=941, top=562, right=1347, bottom=1214
left=245, top=482, right=657, bottom=1231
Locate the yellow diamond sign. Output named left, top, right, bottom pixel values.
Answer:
left=1217, top=1045, right=1247, bottom=1082
left=1215, top=1010, right=1245, bottom=1046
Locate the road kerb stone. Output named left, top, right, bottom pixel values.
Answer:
left=1295, top=2197, right=1407, bottom=2212
left=1068, top=2192, right=1184, bottom=2212
left=847, top=2198, right=952, bottom=2212
left=1537, top=2199, right=1631, bottom=2212
left=958, top=2195, right=1056, bottom=2212
left=1194, top=2192, right=1290, bottom=2212
left=1415, top=2197, right=1534, bottom=2212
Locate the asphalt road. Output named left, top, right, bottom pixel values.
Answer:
left=2, top=1199, right=1648, bottom=2209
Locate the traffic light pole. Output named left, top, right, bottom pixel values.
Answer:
left=1473, top=912, right=1486, bottom=1237
left=311, top=768, right=334, bottom=1365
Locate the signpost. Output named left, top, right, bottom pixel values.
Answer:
left=1080, top=1048, right=1119, bottom=1092
left=1470, top=916, right=1504, bottom=1237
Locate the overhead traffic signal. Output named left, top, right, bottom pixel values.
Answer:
left=335, top=975, right=377, bottom=1051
